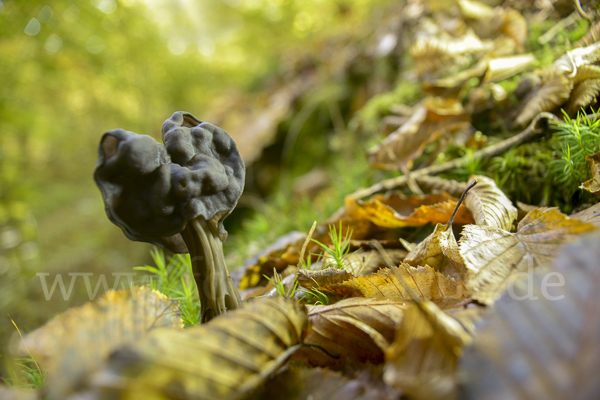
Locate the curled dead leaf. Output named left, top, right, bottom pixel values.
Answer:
left=464, top=175, right=517, bottom=231
left=410, top=30, right=491, bottom=78
left=515, top=72, right=573, bottom=127
left=384, top=301, right=473, bottom=400
left=553, top=41, right=600, bottom=77
left=367, top=98, right=471, bottom=170
left=580, top=152, right=600, bottom=194
left=568, top=78, right=600, bottom=115
left=345, top=192, right=474, bottom=229
left=17, top=287, right=182, bottom=399
left=482, top=54, right=535, bottom=83
left=293, top=298, right=406, bottom=370
left=460, top=207, right=596, bottom=305
left=298, top=263, right=470, bottom=305
left=404, top=223, right=466, bottom=279
left=88, top=297, right=309, bottom=400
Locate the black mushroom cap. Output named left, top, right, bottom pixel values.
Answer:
left=94, top=112, right=245, bottom=254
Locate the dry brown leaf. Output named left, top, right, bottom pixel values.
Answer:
left=297, top=267, right=354, bottom=292
left=411, top=30, right=491, bottom=77
left=482, top=54, right=535, bottom=83
left=460, top=207, right=596, bottom=305
left=573, top=64, right=600, bottom=83
left=464, top=175, right=517, bottom=231
left=299, top=263, right=470, bottom=306
left=571, top=202, right=600, bottom=226
left=568, top=78, right=600, bottom=115
left=580, top=152, right=600, bottom=194
left=342, top=249, right=407, bottom=277
left=501, top=8, right=527, bottom=49
left=293, top=298, right=406, bottom=370
left=384, top=301, right=473, bottom=400
left=459, top=1, right=526, bottom=49
left=17, top=287, right=181, bottom=399
left=238, top=231, right=307, bottom=290
left=88, top=297, right=309, bottom=400
left=345, top=192, right=474, bottom=229
left=297, top=251, right=407, bottom=291
left=460, top=230, right=600, bottom=400
left=553, top=41, right=600, bottom=76
left=367, top=97, right=471, bottom=170
left=515, top=72, right=573, bottom=127
left=241, top=192, right=476, bottom=291
left=404, top=223, right=466, bottom=279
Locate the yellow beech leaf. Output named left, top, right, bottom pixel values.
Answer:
left=299, top=263, right=470, bottom=307
left=88, top=297, right=309, bottom=400
left=410, top=30, right=491, bottom=77
left=464, top=175, right=517, bottom=231
left=18, top=287, right=182, bottom=399
left=461, top=230, right=600, bottom=399
left=292, top=297, right=406, bottom=370
left=297, top=249, right=407, bottom=287
left=568, top=78, right=600, bottom=115
left=345, top=192, right=474, bottom=229
left=515, top=72, right=573, bottom=127
left=460, top=207, right=596, bottom=305
left=383, top=301, right=473, bottom=400
left=297, top=267, right=354, bottom=290
left=572, top=202, right=600, bottom=227
left=404, top=223, right=466, bottom=279
left=580, top=152, right=600, bottom=194
left=367, top=98, right=471, bottom=170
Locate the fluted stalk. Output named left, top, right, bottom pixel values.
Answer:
left=181, top=218, right=241, bottom=323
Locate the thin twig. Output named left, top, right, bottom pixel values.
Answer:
left=349, top=112, right=556, bottom=200
left=574, top=0, right=592, bottom=22
left=538, top=11, right=580, bottom=45
left=447, top=180, right=477, bottom=229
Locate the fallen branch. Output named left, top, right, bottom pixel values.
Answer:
left=349, top=112, right=557, bottom=200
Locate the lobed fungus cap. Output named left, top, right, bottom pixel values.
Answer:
left=94, top=112, right=245, bottom=253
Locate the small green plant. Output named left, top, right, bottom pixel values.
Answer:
left=134, top=248, right=200, bottom=326
left=263, top=268, right=299, bottom=299
left=4, top=358, right=46, bottom=389
left=299, top=283, right=331, bottom=306
left=4, top=316, right=45, bottom=389
left=311, top=222, right=354, bottom=270
left=550, top=110, right=600, bottom=198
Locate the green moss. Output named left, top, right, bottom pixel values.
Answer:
left=549, top=110, right=600, bottom=204
left=567, top=18, right=590, bottom=43
left=488, top=142, right=553, bottom=206
left=497, top=74, right=522, bottom=95
left=357, top=79, right=421, bottom=133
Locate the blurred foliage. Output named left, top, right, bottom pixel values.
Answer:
left=0, top=0, right=396, bottom=378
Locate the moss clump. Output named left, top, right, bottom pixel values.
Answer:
left=357, top=79, right=421, bottom=133
left=549, top=110, right=600, bottom=204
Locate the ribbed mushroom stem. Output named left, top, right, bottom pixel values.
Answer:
left=181, top=218, right=241, bottom=323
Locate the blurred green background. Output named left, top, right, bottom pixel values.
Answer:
left=0, top=0, right=400, bottom=374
